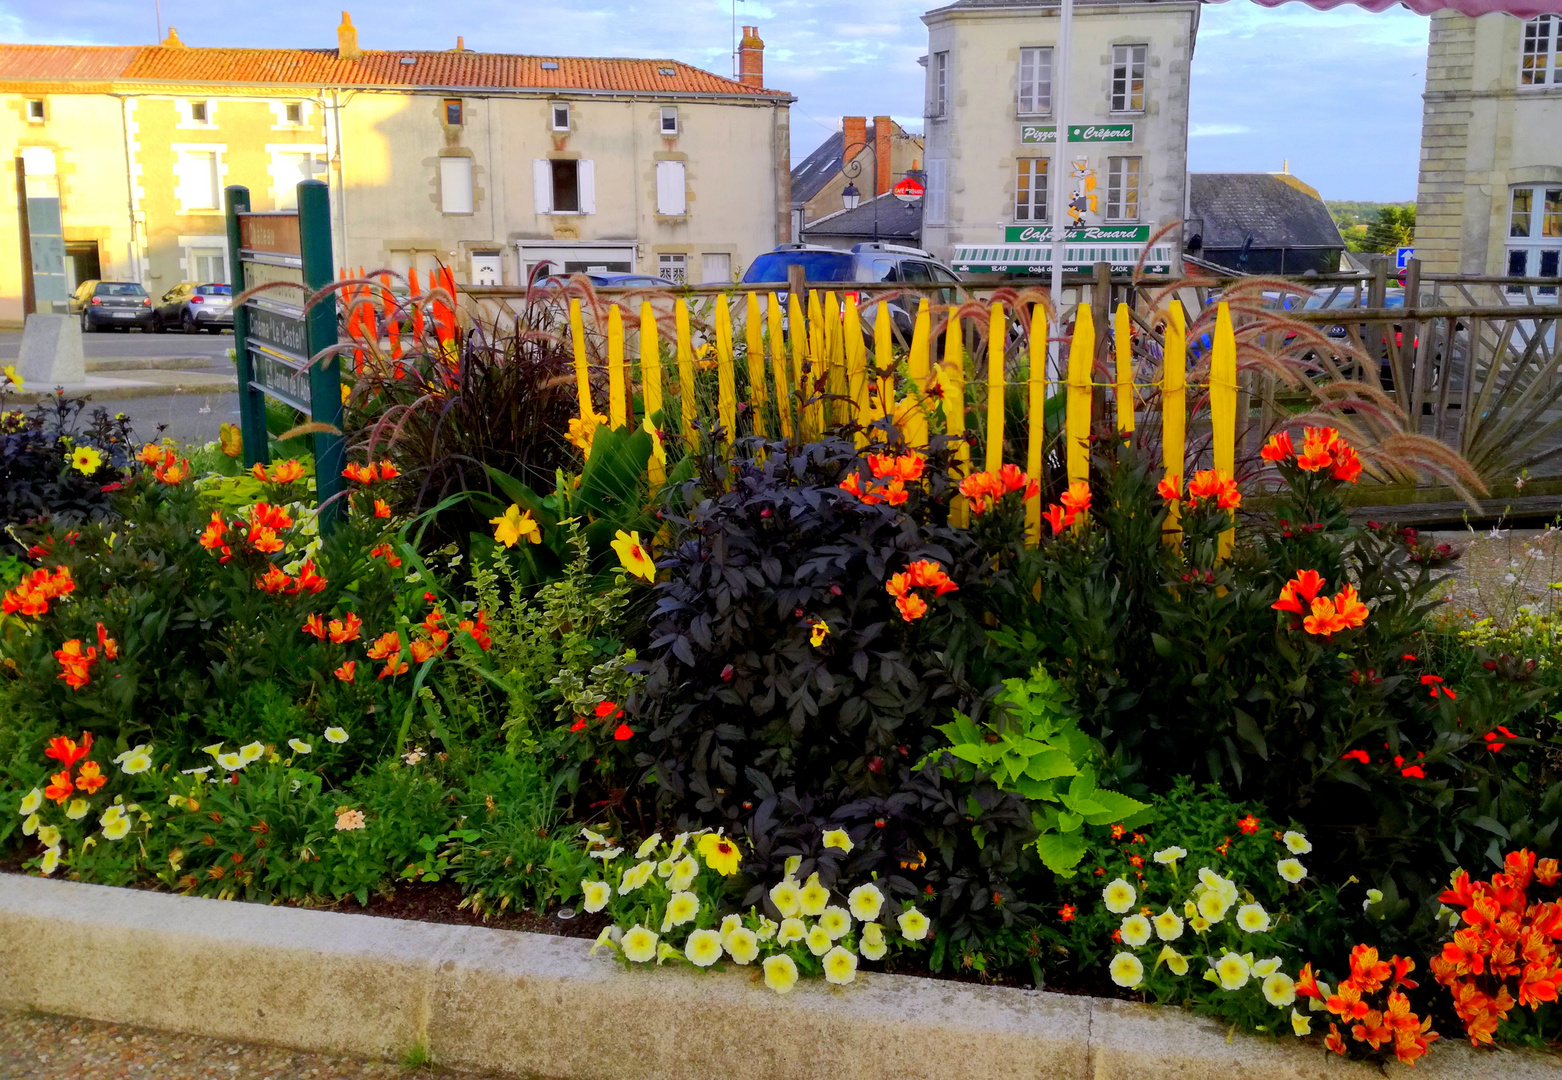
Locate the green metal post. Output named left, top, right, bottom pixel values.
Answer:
left=225, top=185, right=269, bottom=468
left=297, top=179, right=345, bottom=532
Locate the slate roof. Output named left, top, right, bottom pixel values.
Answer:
left=801, top=192, right=923, bottom=242
left=1187, top=173, right=1345, bottom=251
left=0, top=43, right=787, bottom=97
left=791, top=130, right=845, bottom=207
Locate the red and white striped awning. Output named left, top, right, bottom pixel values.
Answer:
left=1246, top=0, right=1561, bottom=16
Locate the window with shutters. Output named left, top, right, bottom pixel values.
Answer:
left=552, top=160, right=579, bottom=212
left=656, top=160, right=687, bottom=216
left=658, top=253, right=687, bottom=284
left=1106, top=156, right=1141, bottom=221
left=440, top=156, right=474, bottom=214
left=1522, top=16, right=1560, bottom=86
left=1110, top=45, right=1147, bottom=113
left=533, top=159, right=594, bottom=215
left=270, top=149, right=326, bottom=210
left=175, top=149, right=222, bottom=212
left=1015, top=158, right=1048, bottom=221
left=1018, top=47, right=1052, bottom=116
left=929, top=52, right=948, bottom=118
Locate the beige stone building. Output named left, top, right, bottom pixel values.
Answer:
left=0, top=17, right=792, bottom=324
left=1414, top=12, right=1562, bottom=282
left=919, top=0, right=1199, bottom=275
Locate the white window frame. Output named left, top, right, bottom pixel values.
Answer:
left=660, top=106, right=679, bottom=135
left=178, top=99, right=217, bottom=129
left=1110, top=45, right=1148, bottom=114
left=25, top=98, right=44, bottom=122
left=701, top=252, right=732, bottom=285
left=658, top=253, right=687, bottom=284
left=533, top=158, right=595, bottom=215
left=1506, top=184, right=1561, bottom=286
left=1015, top=158, right=1048, bottom=221
left=266, top=144, right=328, bottom=211
left=178, top=235, right=230, bottom=285
left=1521, top=16, right=1561, bottom=88
left=171, top=144, right=226, bottom=214
left=444, top=98, right=464, bottom=126
left=270, top=100, right=310, bottom=129
left=1106, top=156, right=1141, bottom=222
left=925, top=159, right=947, bottom=225
left=551, top=102, right=571, bottom=131
left=440, top=155, right=475, bottom=215
left=1018, top=47, right=1053, bottom=117
left=929, top=51, right=949, bottom=118
left=656, top=160, right=687, bottom=217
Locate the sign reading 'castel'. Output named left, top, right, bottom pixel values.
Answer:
left=1005, top=224, right=1152, bottom=243
left=1019, top=123, right=1135, bottom=145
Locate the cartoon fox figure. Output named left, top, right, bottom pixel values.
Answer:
left=1067, top=157, right=1098, bottom=225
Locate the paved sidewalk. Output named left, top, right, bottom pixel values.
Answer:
left=0, top=1010, right=507, bottom=1079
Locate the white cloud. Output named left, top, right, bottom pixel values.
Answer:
left=1189, top=123, right=1252, bottom=137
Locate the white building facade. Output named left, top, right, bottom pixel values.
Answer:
left=1414, top=12, right=1562, bottom=283
left=918, top=0, right=1200, bottom=276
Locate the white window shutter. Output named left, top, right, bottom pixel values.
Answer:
left=656, top=161, right=686, bottom=216
left=926, top=160, right=947, bottom=225
left=578, top=159, right=596, bottom=215
left=440, top=157, right=474, bottom=214
left=533, top=159, right=552, bottom=214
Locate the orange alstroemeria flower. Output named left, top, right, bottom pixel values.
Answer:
left=255, top=566, right=292, bottom=594
left=54, top=639, right=97, bottom=690
left=1326, top=981, right=1371, bottom=1021
left=334, top=660, right=357, bottom=683
left=368, top=543, right=402, bottom=568
left=1187, top=469, right=1241, bottom=510
left=1332, top=444, right=1364, bottom=484
left=135, top=443, right=167, bottom=466
left=289, top=561, right=328, bottom=595
left=1059, top=480, right=1091, bottom=514
left=366, top=631, right=401, bottom=660
left=376, top=460, right=400, bottom=481
left=1272, top=569, right=1326, bottom=615
left=885, top=572, right=910, bottom=599
left=882, top=479, right=909, bottom=507
left=908, top=559, right=958, bottom=596
left=373, top=499, right=392, bottom=519
left=44, top=770, right=73, bottom=804
left=96, top=622, right=118, bottom=661
left=1260, top=430, right=1293, bottom=463
left=458, top=610, right=492, bottom=650
left=249, top=503, right=293, bottom=532
left=342, top=462, right=379, bottom=485
left=328, top=612, right=363, bottom=644
left=198, top=511, right=227, bottom=551
left=1303, top=595, right=1347, bottom=637
left=75, top=760, right=107, bottom=795
left=378, top=655, right=410, bottom=679
left=1350, top=944, right=1393, bottom=994
left=302, top=614, right=329, bottom=641
left=1295, top=962, right=1324, bottom=1000
left=1156, top=475, right=1181, bottom=505
left=44, top=730, right=93, bottom=768
left=895, top=593, right=929, bottom=622
left=1297, top=426, right=1341, bottom=472
left=1042, top=503, right=1074, bottom=536
left=1333, top=584, right=1370, bottom=630
left=269, top=459, right=305, bottom=484
left=248, top=526, right=284, bottom=555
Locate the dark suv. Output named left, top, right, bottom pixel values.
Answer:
left=742, top=243, right=963, bottom=339
left=71, top=280, right=154, bottom=332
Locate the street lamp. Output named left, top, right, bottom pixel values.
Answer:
left=841, top=182, right=862, bottom=211
left=836, top=139, right=922, bottom=243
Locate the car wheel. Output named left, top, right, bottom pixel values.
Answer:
left=183, top=313, right=197, bottom=334
left=153, top=316, right=166, bottom=333
left=80, top=312, right=92, bottom=333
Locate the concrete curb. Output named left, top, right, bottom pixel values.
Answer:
left=9, top=370, right=237, bottom=404
left=0, top=875, right=1556, bottom=1080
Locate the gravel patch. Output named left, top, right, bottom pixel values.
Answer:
left=1425, top=527, right=1562, bottom=622
left=0, top=1009, right=508, bottom=1080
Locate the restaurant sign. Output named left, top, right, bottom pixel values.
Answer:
left=1019, top=123, right=1135, bottom=144
left=1004, top=225, right=1152, bottom=243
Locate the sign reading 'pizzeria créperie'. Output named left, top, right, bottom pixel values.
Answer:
left=1019, top=123, right=1135, bottom=144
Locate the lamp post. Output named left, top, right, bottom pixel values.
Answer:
left=836, top=139, right=924, bottom=245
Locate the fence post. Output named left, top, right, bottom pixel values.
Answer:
left=845, top=294, right=868, bottom=445
left=905, top=298, right=931, bottom=450
left=639, top=300, right=664, bottom=486
left=986, top=301, right=1005, bottom=472
left=1027, top=301, right=1047, bottom=546
left=1162, top=300, right=1186, bottom=544
left=675, top=297, right=697, bottom=444
left=874, top=302, right=893, bottom=433
left=715, top=295, right=736, bottom=445
left=1212, top=300, right=1237, bottom=560
left=1114, top=301, right=1134, bottom=435
left=607, top=304, right=627, bottom=429
left=569, top=298, right=595, bottom=459
left=767, top=291, right=793, bottom=441
left=787, top=290, right=807, bottom=435
left=944, top=305, right=969, bottom=526
left=824, top=291, right=849, bottom=429
left=745, top=292, right=767, bottom=438
left=1066, top=303, right=1094, bottom=486
left=806, top=290, right=826, bottom=440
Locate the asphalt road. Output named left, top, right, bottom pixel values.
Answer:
left=1, top=329, right=240, bottom=446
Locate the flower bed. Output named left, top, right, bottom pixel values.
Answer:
left=3, top=310, right=1562, bottom=1069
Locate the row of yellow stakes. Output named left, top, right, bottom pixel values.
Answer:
left=566, top=292, right=1238, bottom=549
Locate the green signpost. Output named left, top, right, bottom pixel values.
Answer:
left=225, top=180, right=345, bottom=529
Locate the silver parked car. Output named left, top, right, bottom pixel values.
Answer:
left=154, top=282, right=233, bottom=333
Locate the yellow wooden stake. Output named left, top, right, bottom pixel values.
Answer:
left=1026, top=302, right=1047, bottom=547
left=844, top=294, right=868, bottom=443
left=1211, top=300, right=1238, bottom=560
left=1066, top=303, right=1095, bottom=486
left=944, top=306, right=969, bottom=525
left=806, top=290, right=826, bottom=439
left=788, top=291, right=807, bottom=435
left=569, top=298, right=593, bottom=421
left=1161, top=300, right=1186, bottom=545
left=745, top=292, right=767, bottom=438
left=904, top=298, right=931, bottom=450
left=639, top=301, right=664, bottom=487
left=715, top=295, right=737, bottom=444
left=873, top=301, right=893, bottom=433
left=607, top=304, right=627, bottom=429
left=1114, top=301, right=1134, bottom=436
left=675, top=297, right=697, bottom=443
left=824, top=291, right=849, bottom=428
left=986, top=301, right=1005, bottom=473
left=768, top=292, right=793, bottom=440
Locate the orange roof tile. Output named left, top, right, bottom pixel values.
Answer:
left=0, top=43, right=787, bottom=98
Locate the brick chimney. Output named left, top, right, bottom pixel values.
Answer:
left=873, top=115, right=893, bottom=196
left=842, top=117, right=867, bottom=163
left=738, top=26, right=764, bottom=88
left=338, top=11, right=362, bottom=61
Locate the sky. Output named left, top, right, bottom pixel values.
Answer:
left=0, top=0, right=1430, bottom=201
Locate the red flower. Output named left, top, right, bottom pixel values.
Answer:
left=1156, top=475, right=1181, bottom=505
left=44, top=731, right=93, bottom=768
left=44, top=770, right=73, bottom=804
left=1341, top=749, right=1371, bottom=764
left=1260, top=431, right=1293, bottom=462
left=1401, top=765, right=1426, bottom=779
left=302, top=614, right=328, bottom=641
left=333, top=661, right=356, bottom=683
left=595, top=701, right=622, bottom=720
left=613, top=723, right=634, bottom=741
left=75, top=760, right=107, bottom=795
left=1272, top=570, right=1326, bottom=615
left=570, top=717, right=588, bottom=733
left=1059, top=904, right=1076, bottom=922
left=1237, top=814, right=1261, bottom=835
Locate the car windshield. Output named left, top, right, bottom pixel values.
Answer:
left=743, top=252, right=856, bottom=284
left=97, top=283, right=147, bottom=297
left=196, top=285, right=231, bottom=296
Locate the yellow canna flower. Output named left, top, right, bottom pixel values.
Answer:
left=764, top=954, right=799, bottom=993
left=3, top=363, right=23, bottom=389
left=490, top=504, right=542, bottom=548
left=567, top=411, right=608, bottom=453
left=611, top=529, right=657, bottom=582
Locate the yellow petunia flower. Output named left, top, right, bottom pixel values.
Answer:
left=798, top=873, right=830, bottom=917
left=1290, top=1009, right=1311, bottom=1036
left=684, top=928, right=723, bottom=968
left=39, top=847, right=61, bottom=875
left=1109, top=951, right=1144, bottom=988
left=490, top=504, right=542, bottom=548
left=770, top=878, right=802, bottom=918
left=822, top=828, right=854, bottom=853
left=635, top=834, right=661, bottom=859
left=859, top=921, right=887, bottom=961
left=102, top=815, right=132, bottom=841
left=1119, top=914, right=1152, bottom=947
left=1153, top=909, right=1184, bottom=941
left=611, top=529, right=657, bottom=582
left=1282, top=830, right=1312, bottom=855
left=621, top=924, right=658, bottom=963
left=897, top=906, right=930, bottom=941
left=65, top=798, right=89, bottom=821
left=1263, top=971, right=1296, bottom=1008
left=1235, top=903, right=1271, bottom=934
left=1102, top=878, right=1136, bottom=914
left=764, top=954, right=798, bottom=993
left=725, top=927, right=759, bottom=965
left=667, top=855, right=699, bottom=892
left=806, top=924, right=833, bottom=956
left=661, top=890, right=700, bottom=932
left=1157, top=945, right=1189, bottom=976
left=582, top=881, right=611, bottom=913
left=822, top=945, right=858, bottom=985
left=818, top=906, right=853, bottom=941
left=1214, top=951, right=1252, bottom=991
left=19, top=788, right=43, bottom=815
left=36, top=825, right=61, bottom=848
left=848, top=883, right=884, bottom=922
left=1277, top=858, right=1307, bottom=884
left=776, top=917, right=806, bottom=946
